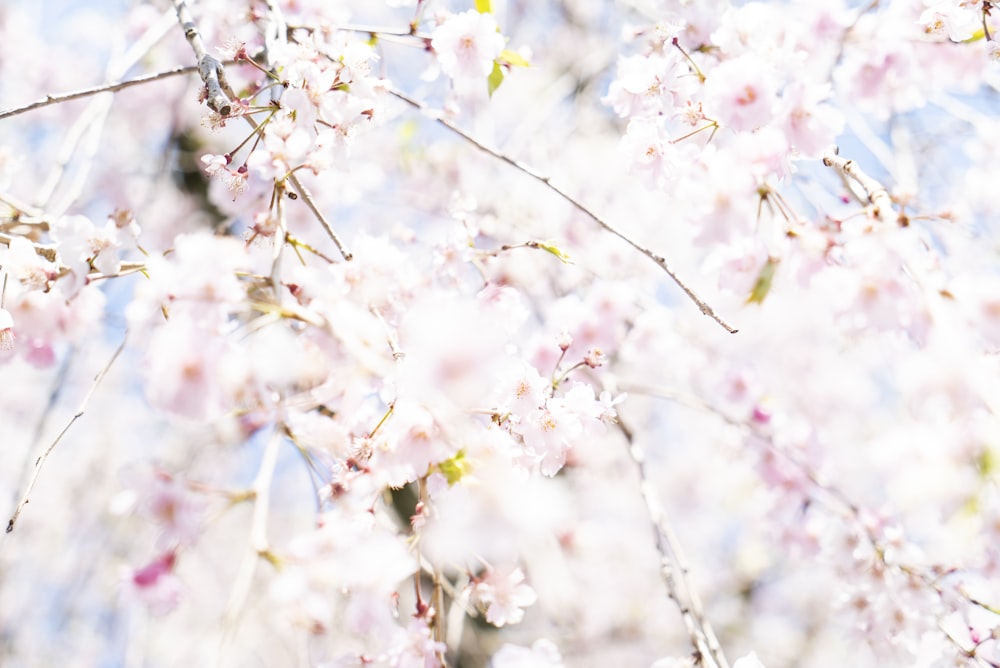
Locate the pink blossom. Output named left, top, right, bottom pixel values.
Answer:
left=918, top=1, right=980, bottom=42
left=431, top=10, right=505, bottom=82
left=603, top=53, right=686, bottom=118
left=516, top=396, right=585, bottom=476
left=703, top=55, right=778, bottom=132
left=143, top=316, right=229, bottom=419
left=373, top=402, right=456, bottom=488
left=619, top=117, right=676, bottom=189
left=123, top=552, right=181, bottom=616
left=470, top=564, right=538, bottom=627
left=835, top=42, right=925, bottom=119
left=127, top=470, right=205, bottom=548
left=245, top=112, right=314, bottom=180
left=200, top=153, right=228, bottom=176
left=497, top=361, right=549, bottom=420
left=777, top=82, right=844, bottom=159
left=50, top=214, right=123, bottom=278
left=1, top=236, right=55, bottom=290
left=385, top=619, right=447, bottom=668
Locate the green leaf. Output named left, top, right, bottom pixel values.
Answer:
left=977, top=447, right=998, bottom=478
left=436, top=450, right=471, bottom=485
left=746, top=257, right=779, bottom=304
left=487, top=60, right=504, bottom=97
left=475, top=0, right=492, bottom=13
left=498, top=49, right=530, bottom=67
left=963, top=28, right=986, bottom=43
left=535, top=240, right=573, bottom=264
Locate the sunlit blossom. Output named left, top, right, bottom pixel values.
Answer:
left=431, top=10, right=505, bottom=82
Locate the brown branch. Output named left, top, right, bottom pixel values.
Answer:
left=0, top=66, right=200, bottom=122
left=388, top=86, right=737, bottom=334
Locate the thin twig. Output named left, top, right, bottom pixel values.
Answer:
left=6, top=334, right=127, bottom=534
left=268, top=181, right=289, bottom=299
left=623, top=381, right=1000, bottom=652
left=7, top=348, right=75, bottom=517
left=617, top=419, right=731, bottom=668
left=0, top=66, right=201, bottom=122
left=250, top=430, right=282, bottom=557
left=36, top=7, right=177, bottom=215
left=388, top=86, right=737, bottom=333
left=173, top=0, right=232, bottom=116
left=219, top=427, right=283, bottom=662
left=212, top=60, right=353, bottom=262
left=822, top=147, right=896, bottom=225
left=262, top=0, right=288, bottom=105
left=287, top=173, right=353, bottom=261
left=829, top=0, right=882, bottom=78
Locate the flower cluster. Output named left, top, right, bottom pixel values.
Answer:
left=2, top=1, right=1000, bottom=667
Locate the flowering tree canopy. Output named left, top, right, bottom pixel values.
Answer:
left=2, top=0, right=1000, bottom=666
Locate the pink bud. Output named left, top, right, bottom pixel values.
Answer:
left=556, top=329, right=573, bottom=351
left=584, top=348, right=607, bottom=368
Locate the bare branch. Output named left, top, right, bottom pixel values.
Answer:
left=261, top=0, right=288, bottom=105
left=823, top=147, right=897, bottom=225
left=287, top=173, right=353, bottom=261
left=389, top=86, right=738, bottom=334
left=6, top=334, right=127, bottom=534
left=173, top=0, right=232, bottom=116
left=0, top=67, right=198, bottom=122
left=219, top=428, right=283, bottom=656
left=617, top=419, right=731, bottom=668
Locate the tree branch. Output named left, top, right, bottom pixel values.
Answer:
left=389, top=86, right=737, bottom=334
left=617, top=419, right=731, bottom=668
left=823, top=147, right=896, bottom=225
left=173, top=0, right=232, bottom=116
left=0, top=66, right=200, bottom=122
left=287, top=173, right=353, bottom=261
left=6, top=334, right=127, bottom=534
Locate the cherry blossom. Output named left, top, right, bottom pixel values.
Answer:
left=468, top=564, right=538, bottom=627
left=431, top=10, right=506, bottom=83
left=918, top=1, right=981, bottom=42
left=703, top=54, right=778, bottom=132
left=2, top=1, right=1000, bottom=667
left=122, top=552, right=181, bottom=616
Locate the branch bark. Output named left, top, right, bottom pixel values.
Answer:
left=173, top=0, right=232, bottom=116
left=823, top=147, right=897, bottom=225
left=389, top=86, right=738, bottom=334
left=618, top=419, right=731, bottom=668
left=0, top=66, right=200, bottom=122
left=6, top=335, right=127, bottom=534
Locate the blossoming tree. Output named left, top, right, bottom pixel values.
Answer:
left=2, top=0, right=1000, bottom=666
